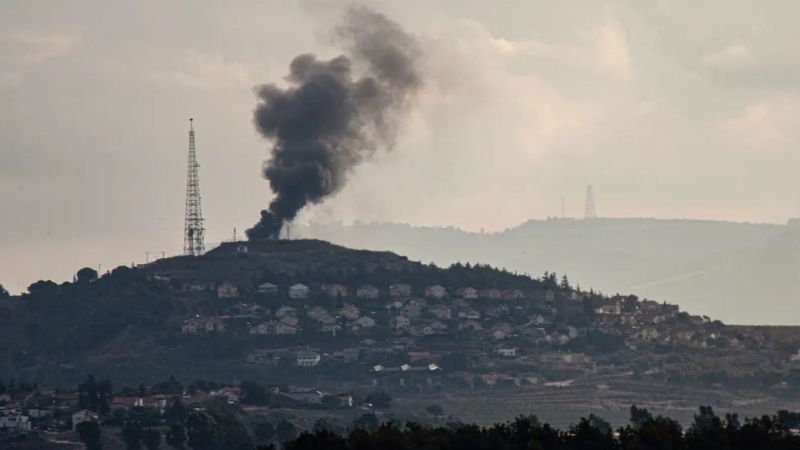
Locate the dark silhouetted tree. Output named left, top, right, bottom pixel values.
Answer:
left=77, top=267, right=99, bottom=283
left=352, top=413, right=380, bottom=432
left=276, top=418, right=298, bottom=443
left=165, top=424, right=186, bottom=449
left=365, top=391, right=392, bottom=408
left=630, top=404, right=653, bottom=428
left=186, top=411, right=217, bottom=450
left=122, top=419, right=144, bottom=450
left=77, top=420, right=103, bottom=450
left=142, top=428, right=161, bottom=450
left=253, top=418, right=276, bottom=445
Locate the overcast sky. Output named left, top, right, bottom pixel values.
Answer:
left=2, top=1, right=800, bottom=294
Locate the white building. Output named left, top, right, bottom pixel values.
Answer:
left=424, top=285, right=447, bottom=299
left=257, top=282, right=278, bottom=295
left=289, top=283, right=310, bottom=299
left=296, top=351, right=321, bottom=367
left=496, top=347, right=517, bottom=357
left=353, top=316, right=376, bottom=328
left=0, top=413, right=31, bottom=431
left=250, top=322, right=277, bottom=335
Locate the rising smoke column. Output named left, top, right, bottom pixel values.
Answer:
left=246, top=6, right=422, bottom=239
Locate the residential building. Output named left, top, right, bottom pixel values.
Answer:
left=459, top=320, right=483, bottom=331
left=307, top=306, right=329, bottom=321
left=289, top=283, right=310, bottom=299
left=457, top=287, right=479, bottom=299
left=257, top=282, right=278, bottom=295
left=480, top=288, right=503, bottom=299
left=340, top=304, right=361, bottom=320
left=275, top=306, right=297, bottom=318
left=181, top=317, right=204, bottom=333
left=322, top=283, right=348, bottom=298
left=389, top=283, right=412, bottom=298
left=296, top=351, right=321, bottom=367
left=216, top=282, right=239, bottom=298
left=424, top=285, right=447, bottom=299
left=430, top=305, right=452, bottom=320
left=458, top=309, right=481, bottom=320
left=502, top=289, right=525, bottom=300
left=356, top=284, right=380, bottom=299
left=276, top=323, right=298, bottom=335
left=353, top=316, right=376, bottom=328
left=392, top=315, right=411, bottom=329
left=250, top=321, right=277, bottom=336
left=279, top=315, right=299, bottom=327
left=204, top=316, right=227, bottom=332
left=0, top=413, right=31, bottom=431
left=422, top=320, right=447, bottom=335
left=496, top=347, right=517, bottom=357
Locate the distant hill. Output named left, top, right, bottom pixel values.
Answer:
left=294, top=218, right=800, bottom=324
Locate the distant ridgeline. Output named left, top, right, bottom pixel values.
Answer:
left=294, top=218, right=800, bottom=324
left=1, top=238, right=800, bottom=414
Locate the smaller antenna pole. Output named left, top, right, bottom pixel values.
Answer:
left=584, top=185, right=597, bottom=219
left=561, top=197, right=566, bottom=218
left=145, top=251, right=150, bottom=263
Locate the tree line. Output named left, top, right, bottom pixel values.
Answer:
left=73, top=401, right=800, bottom=450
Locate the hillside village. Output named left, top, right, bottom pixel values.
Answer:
left=4, top=239, right=800, bottom=445
left=130, top=240, right=799, bottom=396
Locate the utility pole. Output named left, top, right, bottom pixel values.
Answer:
left=584, top=185, right=597, bottom=219
left=183, top=118, right=205, bottom=256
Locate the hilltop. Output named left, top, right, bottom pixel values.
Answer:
left=3, top=238, right=800, bottom=426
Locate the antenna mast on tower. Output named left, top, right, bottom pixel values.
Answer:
left=183, top=118, right=205, bottom=256
left=584, top=185, right=597, bottom=219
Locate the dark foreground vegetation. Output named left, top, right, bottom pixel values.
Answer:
left=54, top=401, right=800, bottom=450
left=270, top=407, right=800, bottom=450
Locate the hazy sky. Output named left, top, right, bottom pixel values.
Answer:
left=2, top=1, right=800, bottom=294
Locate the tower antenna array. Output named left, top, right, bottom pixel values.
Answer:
left=183, top=118, right=205, bottom=256
left=584, top=185, right=597, bottom=219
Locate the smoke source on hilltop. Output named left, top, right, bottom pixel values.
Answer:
left=246, top=6, right=422, bottom=240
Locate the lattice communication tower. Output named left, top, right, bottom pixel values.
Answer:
left=183, top=118, right=205, bottom=256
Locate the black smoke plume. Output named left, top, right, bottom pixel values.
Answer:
left=247, top=6, right=422, bottom=240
